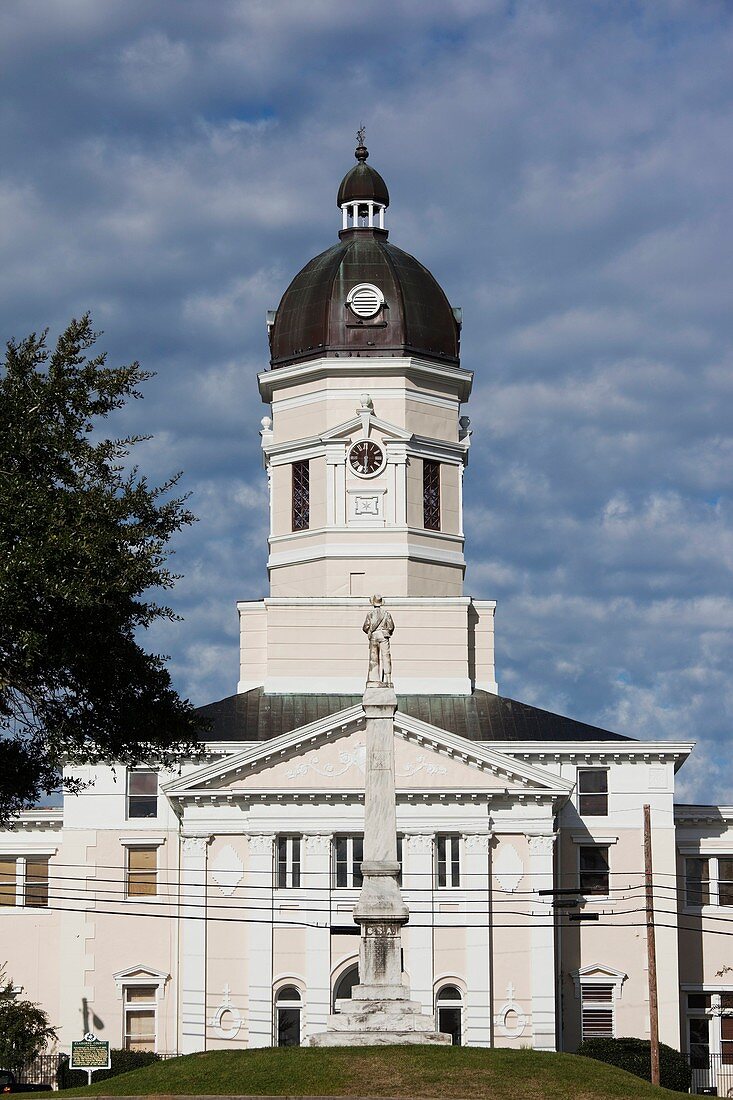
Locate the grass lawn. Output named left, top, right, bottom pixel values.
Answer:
left=40, top=1045, right=690, bottom=1099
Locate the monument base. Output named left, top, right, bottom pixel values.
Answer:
left=309, top=997, right=451, bottom=1047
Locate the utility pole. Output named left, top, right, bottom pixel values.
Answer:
left=644, top=804, right=661, bottom=1086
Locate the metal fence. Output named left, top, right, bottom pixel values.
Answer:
left=687, top=1052, right=733, bottom=1096
left=9, top=1052, right=64, bottom=1089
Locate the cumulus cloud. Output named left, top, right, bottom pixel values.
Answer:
left=1, top=0, right=731, bottom=801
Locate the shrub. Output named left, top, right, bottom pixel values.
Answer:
left=57, top=1048, right=160, bottom=1089
left=577, top=1036, right=691, bottom=1093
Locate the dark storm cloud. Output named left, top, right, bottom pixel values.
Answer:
left=1, top=0, right=731, bottom=800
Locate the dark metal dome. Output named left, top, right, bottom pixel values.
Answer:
left=337, top=142, right=390, bottom=209
left=269, top=228, right=460, bottom=368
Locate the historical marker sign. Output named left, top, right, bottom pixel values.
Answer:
left=70, top=1034, right=110, bottom=1084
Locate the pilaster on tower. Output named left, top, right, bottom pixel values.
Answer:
left=238, top=139, right=497, bottom=697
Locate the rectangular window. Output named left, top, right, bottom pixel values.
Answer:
left=719, top=858, right=733, bottom=906
left=124, top=985, right=156, bottom=1051
left=578, top=769, right=608, bottom=816
left=292, top=460, right=310, bottom=531
left=581, top=983, right=615, bottom=1040
left=126, top=847, right=157, bottom=897
left=333, top=835, right=363, bottom=889
left=0, top=857, right=49, bottom=908
left=25, top=858, right=49, bottom=908
left=686, top=857, right=710, bottom=907
left=423, top=460, right=441, bottom=530
left=579, top=845, right=610, bottom=896
left=127, top=770, right=158, bottom=819
left=436, top=834, right=460, bottom=888
left=0, top=859, right=16, bottom=906
left=277, top=836, right=301, bottom=889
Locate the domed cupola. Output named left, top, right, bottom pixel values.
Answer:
left=269, top=135, right=461, bottom=369
left=337, top=137, right=390, bottom=220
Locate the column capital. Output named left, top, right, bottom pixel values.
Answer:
left=304, top=833, right=332, bottom=855
left=526, top=833, right=556, bottom=856
left=463, top=832, right=492, bottom=853
left=181, top=835, right=210, bottom=856
left=247, top=833, right=276, bottom=855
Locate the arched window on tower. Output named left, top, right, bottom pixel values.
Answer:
left=436, top=984, right=463, bottom=1045
left=274, top=984, right=302, bottom=1047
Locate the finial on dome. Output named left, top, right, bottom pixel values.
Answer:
left=355, top=124, right=368, bottom=162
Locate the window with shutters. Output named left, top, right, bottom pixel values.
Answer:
left=423, top=460, right=441, bottom=530
left=123, top=985, right=157, bottom=1051
left=276, top=836, right=301, bottom=889
left=0, top=856, right=49, bottom=908
left=578, top=769, right=608, bottom=816
left=127, top=770, right=158, bottom=819
left=292, top=460, right=310, bottom=531
left=435, top=834, right=460, bottom=888
left=580, top=983, right=615, bottom=1040
left=126, top=847, right=157, bottom=898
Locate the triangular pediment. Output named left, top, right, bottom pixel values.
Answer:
left=320, top=413, right=411, bottom=444
left=163, top=706, right=572, bottom=800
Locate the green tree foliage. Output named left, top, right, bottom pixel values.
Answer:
left=0, top=966, right=57, bottom=1065
left=0, top=315, right=203, bottom=822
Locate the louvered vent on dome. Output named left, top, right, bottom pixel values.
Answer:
left=347, top=283, right=383, bottom=318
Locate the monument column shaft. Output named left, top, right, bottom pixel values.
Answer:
left=363, top=713, right=398, bottom=865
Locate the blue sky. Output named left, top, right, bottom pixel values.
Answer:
left=1, top=0, right=731, bottom=802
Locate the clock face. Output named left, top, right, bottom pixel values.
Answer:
left=349, top=440, right=384, bottom=477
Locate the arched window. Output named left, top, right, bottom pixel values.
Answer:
left=436, top=984, right=463, bottom=1046
left=333, top=963, right=359, bottom=1009
left=274, top=985, right=302, bottom=1047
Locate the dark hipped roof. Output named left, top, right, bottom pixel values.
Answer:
left=195, top=688, right=632, bottom=744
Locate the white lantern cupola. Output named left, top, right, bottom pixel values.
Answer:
left=337, top=130, right=389, bottom=231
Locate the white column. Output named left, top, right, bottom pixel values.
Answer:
left=368, top=201, right=374, bottom=227
left=402, top=834, right=434, bottom=1015
left=527, top=833, right=557, bottom=1051
left=342, top=205, right=348, bottom=230
left=325, top=445, right=343, bottom=528
left=352, top=202, right=359, bottom=226
left=378, top=206, right=384, bottom=229
left=463, top=833, right=492, bottom=1046
left=246, top=833, right=275, bottom=1048
left=335, top=451, right=347, bottom=526
left=393, top=447, right=407, bottom=526
left=180, top=836, right=209, bottom=1053
left=304, top=834, right=332, bottom=1039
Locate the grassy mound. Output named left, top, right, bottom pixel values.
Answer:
left=38, top=1045, right=690, bottom=1099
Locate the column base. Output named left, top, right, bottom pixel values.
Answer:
left=308, top=997, right=452, bottom=1047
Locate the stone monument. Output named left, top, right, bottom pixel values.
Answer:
left=309, top=597, right=450, bottom=1046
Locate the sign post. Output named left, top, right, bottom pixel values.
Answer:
left=70, top=1033, right=111, bottom=1087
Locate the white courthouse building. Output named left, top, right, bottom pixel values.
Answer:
left=3, top=142, right=732, bottom=1073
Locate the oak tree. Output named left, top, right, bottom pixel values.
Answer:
left=0, top=315, right=202, bottom=823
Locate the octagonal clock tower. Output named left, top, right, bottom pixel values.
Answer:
left=239, top=139, right=497, bottom=695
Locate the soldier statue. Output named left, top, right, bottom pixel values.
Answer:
left=363, top=594, right=395, bottom=686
